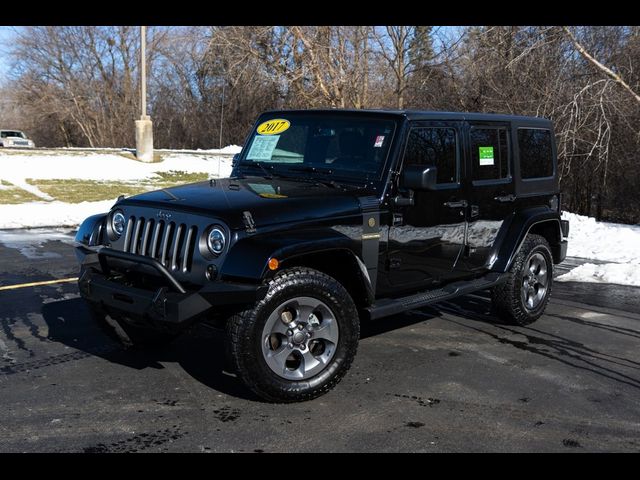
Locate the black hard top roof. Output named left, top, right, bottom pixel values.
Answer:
left=262, top=108, right=552, bottom=126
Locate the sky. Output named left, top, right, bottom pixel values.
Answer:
left=0, top=26, right=20, bottom=83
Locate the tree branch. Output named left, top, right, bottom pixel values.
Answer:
left=562, top=26, right=640, bottom=105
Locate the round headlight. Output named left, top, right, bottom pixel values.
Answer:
left=207, top=227, right=225, bottom=255
left=111, top=211, right=126, bottom=237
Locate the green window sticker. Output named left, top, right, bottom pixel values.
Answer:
left=479, top=146, right=494, bottom=166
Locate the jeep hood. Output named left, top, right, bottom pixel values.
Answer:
left=117, top=176, right=374, bottom=230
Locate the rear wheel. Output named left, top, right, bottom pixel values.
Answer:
left=491, top=234, right=553, bottom=326
left=226, top=267, right=359, bottom=403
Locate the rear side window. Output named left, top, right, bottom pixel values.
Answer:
left=404, top=127, right=458, bottom=185
left=470, top=127, right=510, bottom=182
left=518, top=128, right=553, bottom=179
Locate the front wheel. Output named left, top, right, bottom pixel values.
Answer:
left=491, top=234, right=553, bottom=326
left=226, top=267, right=360, bottom=403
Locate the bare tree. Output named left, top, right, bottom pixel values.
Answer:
left=562, top=26, right=640, bottom=105
left=372, top=26, right=433, bottom=109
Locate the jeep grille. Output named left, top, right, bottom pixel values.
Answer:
left=121, top=216, right=198, bottom=273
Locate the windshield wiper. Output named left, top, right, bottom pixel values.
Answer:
left=286, top=165, right=334, bottom=175
left=284, top=165, right=362, bottom=190
left=239, top=161, right=276, bottom=179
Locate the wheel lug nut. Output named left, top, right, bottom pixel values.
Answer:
left=281, top=311, right=293, bottom=324
left=299, top=344, right=306, bottom=350
left=298, top=324, right=304, bottom=330
left=287, top=343, right=294, bottom=349
left=287, top=329, right=293, bottom=336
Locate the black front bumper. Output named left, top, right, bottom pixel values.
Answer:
left=77, top=247, right=268, bottom=327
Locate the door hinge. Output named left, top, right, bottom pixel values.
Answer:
left=392, top=213, right=403, bottom=226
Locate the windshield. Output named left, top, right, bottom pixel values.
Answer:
left=1, top=131, right=25, bottom=138
left=238, top=113, right=397, bottom=183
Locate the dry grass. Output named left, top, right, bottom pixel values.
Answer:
left=23, top=170, right=210, bottom=204
left=0, top=183, right=43, bottom=204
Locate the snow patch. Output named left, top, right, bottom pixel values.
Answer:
left=0, top=147, right=237, bottom=229
left=556, top=262, right=640, bottom=288
left=0, top=200, right=115, bottom=229
left=558, top=211, right=640, bottom=287
left=0, top=227, right=76, bottom=259
left=2, top=179, right=54, bottom=201
left=216, top=145, right=242, bottom=154
left=0, top=151, right=234, bottom=182
left=562, top=211, right=640, bottom=264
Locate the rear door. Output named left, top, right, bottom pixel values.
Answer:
left=461, top=122, right=515, bottom=272
left=387, top=121, right=467, bottom=291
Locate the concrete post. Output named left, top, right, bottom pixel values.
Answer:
left=136, top=25, right=154, bottom=162
left=135, top=117, right=154, bottom=162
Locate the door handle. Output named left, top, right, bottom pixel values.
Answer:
left=444, top=200, right=468, bottom=208
left=494, top=193, right=516, bottom=203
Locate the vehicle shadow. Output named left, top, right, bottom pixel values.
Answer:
left=423, top=290, right=640, bottom=391
left=40, top=284, right=640, bottom=400
left=40, top=297, right=259, bottom=401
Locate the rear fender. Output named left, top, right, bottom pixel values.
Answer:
left=491, top=207, right=562, bottom=272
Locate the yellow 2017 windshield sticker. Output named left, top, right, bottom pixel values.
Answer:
left=257, top=119, right=290, bottom=135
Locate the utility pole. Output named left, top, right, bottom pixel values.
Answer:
left=219, top=82, right=225, bottom=149
left=135, top=25, right=154, bottom=162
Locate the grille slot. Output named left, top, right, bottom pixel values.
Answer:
left=122, top=216, right=198, bottom=273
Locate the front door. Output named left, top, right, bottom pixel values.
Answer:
left=387, top=122, right=467, bottom=292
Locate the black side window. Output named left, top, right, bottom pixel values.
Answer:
left=518, top=128, right=553, bottom=179
left=470, top=127, right=510, bottom=182
left=404, top=127, right=458, bottom=185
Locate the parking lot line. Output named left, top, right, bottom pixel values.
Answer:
left=0, top=277, right=78, bottom=291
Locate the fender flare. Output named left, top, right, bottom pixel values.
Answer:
left=75, top=213, right=108, bottom=246
left=490, top=207, right=562, bottom=273
left=221, top=229, right=374, bottom=304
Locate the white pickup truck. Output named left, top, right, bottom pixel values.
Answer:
left=0, top=130, right=35, bottom=148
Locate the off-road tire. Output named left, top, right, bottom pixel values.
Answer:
left=491, top=234, right=553, bottom=326
left=226, top=267, right=360, bottom=403
left=87, top=302, right=179, bottom=349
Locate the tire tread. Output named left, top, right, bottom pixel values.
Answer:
left=226, top=267, right=359, bottom=403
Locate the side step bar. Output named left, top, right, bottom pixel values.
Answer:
left=365, top=272, right=507, bottom=320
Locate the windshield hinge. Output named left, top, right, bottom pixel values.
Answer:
left=242, top=211, right=257, bottom=234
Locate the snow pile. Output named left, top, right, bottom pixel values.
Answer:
left=561, top=211, right=640, bottom=264
left=216, top=145, right=242, bottom=154
left=556, top=211, right=640, bottom=287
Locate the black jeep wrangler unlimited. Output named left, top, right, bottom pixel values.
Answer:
left=75, top=110, right=569, bottom=402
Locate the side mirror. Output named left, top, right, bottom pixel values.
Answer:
left=400, top=165, right=438, bottom=191
left=232, top=153, right=240, bottom=167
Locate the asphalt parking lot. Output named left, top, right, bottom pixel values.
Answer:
left=1, top=229, right=640, bottom=452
